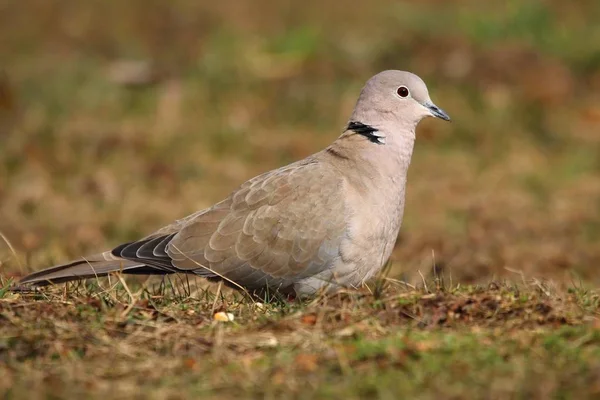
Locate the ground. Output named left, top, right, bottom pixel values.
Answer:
left=1, top=0, right=600, bottom=398
left=2, top=280, right=600, bottom=398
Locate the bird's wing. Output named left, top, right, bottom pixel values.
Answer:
left=18, top=159, right=348, bottom=291
left=164, top=159, right=347, bottom=289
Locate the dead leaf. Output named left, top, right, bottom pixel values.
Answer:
left=300, top=314, right=317, bottom=325
left=295, top=353, right=318, bottom=372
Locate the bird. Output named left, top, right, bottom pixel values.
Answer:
left=17, top=70, right=450, bottom=297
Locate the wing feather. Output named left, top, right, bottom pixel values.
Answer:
left=168, top=160, right=346, bottom=287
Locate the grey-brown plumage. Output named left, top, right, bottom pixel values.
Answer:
left=18, top=70, right=450, bottom=297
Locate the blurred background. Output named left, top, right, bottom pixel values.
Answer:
left=0, top=0, right=599, bottom=286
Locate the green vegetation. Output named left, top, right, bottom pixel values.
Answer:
left=1, top=0, right=599, bottom=398
left=2, top=280, right=599, bottom=399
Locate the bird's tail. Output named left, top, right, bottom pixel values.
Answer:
left=17, top=251, right=166, bottom=286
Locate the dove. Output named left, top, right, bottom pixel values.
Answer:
left=18, top=70, right=450, bottom=297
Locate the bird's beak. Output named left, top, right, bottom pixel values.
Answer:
left=424, top=101, right=451, bottom=121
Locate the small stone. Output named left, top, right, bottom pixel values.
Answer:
left=213, top=312, right=234, bottom=322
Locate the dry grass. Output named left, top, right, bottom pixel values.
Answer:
left=1, top=0, right=600, bottom=398
left=1, top=278, right=599, bottom=398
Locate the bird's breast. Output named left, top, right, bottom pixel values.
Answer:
left=338, top=174, right=406, bottom=278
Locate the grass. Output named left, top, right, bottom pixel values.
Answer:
left=1, top=278, right=599, bottom=399
left=1, top=0, right=600, bottom=398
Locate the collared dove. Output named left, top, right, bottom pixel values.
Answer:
left=18, top=70, right=450, bottom=297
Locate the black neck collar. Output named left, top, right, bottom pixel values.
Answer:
left=346, top=121, right=384, bottom=144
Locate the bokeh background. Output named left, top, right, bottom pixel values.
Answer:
left=1, top=0, right=599, bottom=286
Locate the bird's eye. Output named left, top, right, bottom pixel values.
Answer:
left=397, top=86, right=409, bottom=98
